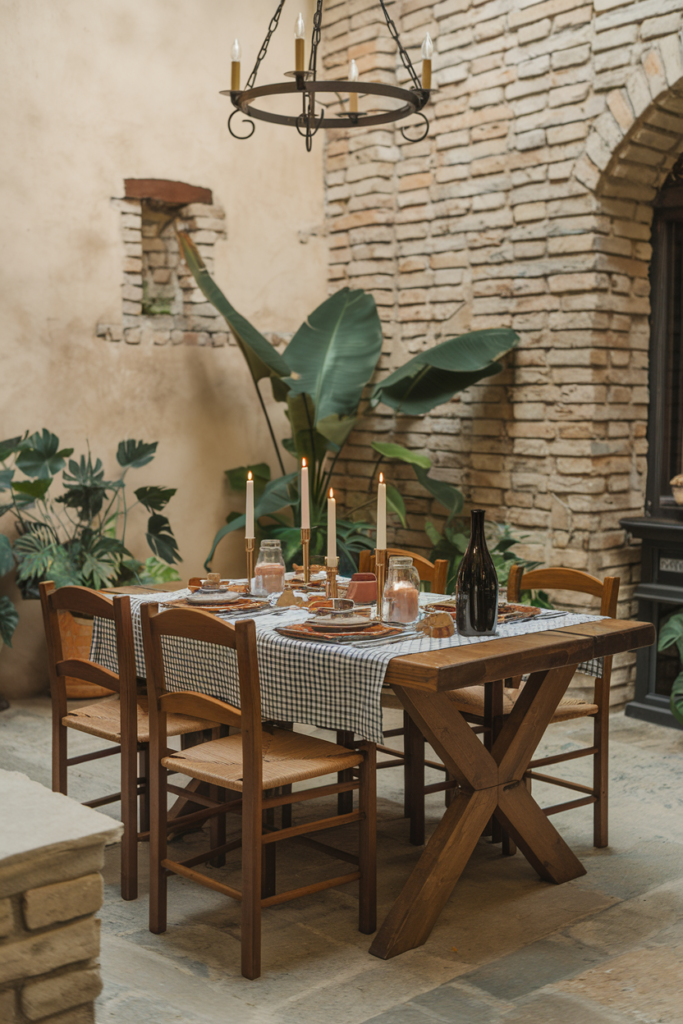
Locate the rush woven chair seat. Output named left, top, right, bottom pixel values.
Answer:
left=141, top=603, right=376, bottom=981
left=40, top=581, right=215, bottom=902
left=403, top=566, right=619, bottom=850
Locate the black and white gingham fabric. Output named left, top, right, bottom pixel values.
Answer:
left=89, top=590, right=606, bottom=744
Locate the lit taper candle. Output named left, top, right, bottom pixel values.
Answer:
left=377, top=472, right=387, bottom=549
left=300, top=458, right=310, bottom=529
left=295, top=12, right=305, bottom=72
left=348, top=58, right=359, bottom=113
left=327, top=488, right=337, bottom=563
left=245, top=470, right=255, bottom=540
left=421, top=32, right=433, bottom=90
left=231, top=38, right=241, bottom=91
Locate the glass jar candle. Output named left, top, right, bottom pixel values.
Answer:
left=254, top=539, right=286, bottom=596
left=383, top=556, right=421, bottom=624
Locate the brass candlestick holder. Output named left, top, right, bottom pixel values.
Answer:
left=245, top=537, right=255, bottom=591
left=301, top=527, right=311, bottom=585
left=325, top=556, right=339, bottom=599
left=375, top=548, right=387, bottom=622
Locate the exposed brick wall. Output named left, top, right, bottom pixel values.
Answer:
left=321, top=0, right=683, bottom=704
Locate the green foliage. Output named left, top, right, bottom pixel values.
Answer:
left=0, top=596, right=19, bottom=647
left=177, top=232, right=519, bottom=572
left=658, top=609, right=683, bottom=727
left=0, top=432, right=181, bottom=605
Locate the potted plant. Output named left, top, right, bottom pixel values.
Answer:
left=658, top=610, right=683, bottom=726
left=177, top=234, right=519, bottom=571
left=0, top=431, right=181, bottom=698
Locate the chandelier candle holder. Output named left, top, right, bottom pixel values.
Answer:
left=223, top=1, right=433, bottom=151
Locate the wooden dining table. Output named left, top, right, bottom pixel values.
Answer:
left=369, top=616, right=655, bottom=960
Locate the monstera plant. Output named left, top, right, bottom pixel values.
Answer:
left=658, top=610, right=683, bottom=727
left=178, top=234, right=519, bottom=572
left=0, top=431, right=181, bottom=604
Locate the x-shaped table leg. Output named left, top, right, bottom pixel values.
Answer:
left=370, top=663, right=586, bottom=959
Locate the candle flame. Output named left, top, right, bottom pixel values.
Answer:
left=329, top=488, right=334, bottom=499
left=247, top=471, right=253, bottom=481
left=295, top=12, right=305, bottom=38
left=421, top=32, right=433, bottom=59
left=349, top=58, right=359, bottom=82
left=379, top=472, right=384, bottom=484
left=301, top=458, right=307, bottom=468
left=231, top=38, right=241, bottom=62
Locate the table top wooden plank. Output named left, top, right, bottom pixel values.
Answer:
left=383, top=619, right=654, bottom=692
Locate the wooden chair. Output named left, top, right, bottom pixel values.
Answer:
left=358, top=548, right=449, bottom=595
left=39, top=581, right=215, bottom=901
left=141, top=603, right=376, bottom=981
left=401, top=566, right=620, bottom=849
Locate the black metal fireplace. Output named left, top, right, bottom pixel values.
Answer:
left=620, top=164, right=683, bottom=729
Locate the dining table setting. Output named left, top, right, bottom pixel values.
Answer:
left=93, top=462, right=655, bottom=961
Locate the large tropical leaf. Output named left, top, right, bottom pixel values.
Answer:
left=226, top=464, right=271, bottom=492
left=286, top=394, right=328, bottom=464
left=146, top=515, right=181, bottom=565
left=58, top=455, right=120, bottom=519
left=0, top=469, right=14, bottom=491
left=177, top=232, right=290, bottom=390
left=0, top=534, right=14, bottom=576
left=15, top=430, right=74, bottom=479
left=0, top=595, right=19, bottom=647
left=386, top=484, right=407, bottom=528
left=117, top=440, right=158, bottom=469
left=371, top=442, right=431, bottom=469
left=371, top=329, right=519, bottom=415
left=12, top=479, right=52, bottom=500
left=283, top=288, right=383, bottom=441
left=414, top=466, right=464, bottom=518
left=204, top=471, right=299, bottom=569
left=134, top=486, right=176, bottom=513
left=0, top=435, right=25, bottom=462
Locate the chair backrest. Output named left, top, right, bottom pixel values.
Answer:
left=507, top=565, right=620, bottom=618
left=140, top=606, right=263, bottom=790
left=358, top=548, right=449, bottom=595
left=39, top=581, right=136, bottom=698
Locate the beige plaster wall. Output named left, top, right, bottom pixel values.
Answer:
left=0, top=0, right=326, bottom=588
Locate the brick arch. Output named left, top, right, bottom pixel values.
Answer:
left=576, top=33, right=683, bottom=201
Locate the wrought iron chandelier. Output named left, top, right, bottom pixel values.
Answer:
left=222, top=0, right=433, bottom=151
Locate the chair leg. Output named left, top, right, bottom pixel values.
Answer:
left=404, top=714, right=425, bottom=846
left=358, top=743, right=377, bottom=935
left=593, top=708, right=609, bottom=848
left=402, top=711, right=412, bottom=818
left=52, top=695, right=67, bottom=795
left=138, top=746, right=150, bottom=834
left=120, top=736, right=139, bottom=901
left=336, top=730, right=355, bottom=815
left=241, top=786, right=262, bottom=980
left=281, top=785, right=292, bottom=829
left=261, top=790, right=276, bottom=899
left=209, top=784, right=227, bottom=868
left=149, top=755, right=168, bottom=935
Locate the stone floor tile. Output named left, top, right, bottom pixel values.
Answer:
left=459, top=935, right=605, bottom=1001
left=554, top=945, right=683, bottom=1023
left=500, top=989, right=633, bottom=1023
left=410, top=980, right=506, bottom=1022
left=567, top=877, right=683, bottom=955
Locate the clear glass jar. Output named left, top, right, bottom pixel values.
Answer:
left=254, top=539, right=286, bottom=597
left=383, top=556, right=421, bottom=624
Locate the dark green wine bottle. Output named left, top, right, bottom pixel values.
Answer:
left=455, top=509, right=499, bottom=636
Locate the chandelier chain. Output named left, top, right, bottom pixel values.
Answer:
left=309, top=0, right=325, bottom=76
left=245, top=0, right=287, bottom=91
left=378, top=0, right=422, bottom=90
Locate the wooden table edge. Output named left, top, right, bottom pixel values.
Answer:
left=383, top=618, right=655, bottom=692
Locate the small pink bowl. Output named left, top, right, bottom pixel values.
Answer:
left=346, top=572, right=377, bottom=605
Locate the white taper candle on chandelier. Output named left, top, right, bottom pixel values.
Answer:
left=348, top=58, right=359, bottom=113
left=377, top=472, right=387, bottom=550
left=327, top=488, right=337, bottom=563
left=245, top=471, right=255, bottom=540
left=300, top=459, right=310, bottom=530
left=231, top=38, right=241, bottom=90
left=421, top=32, right=433, bottom=90
left=295, top=12, right=305, bottom=72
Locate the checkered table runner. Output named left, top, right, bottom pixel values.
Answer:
left=89, top=590, right=605, bottom=744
